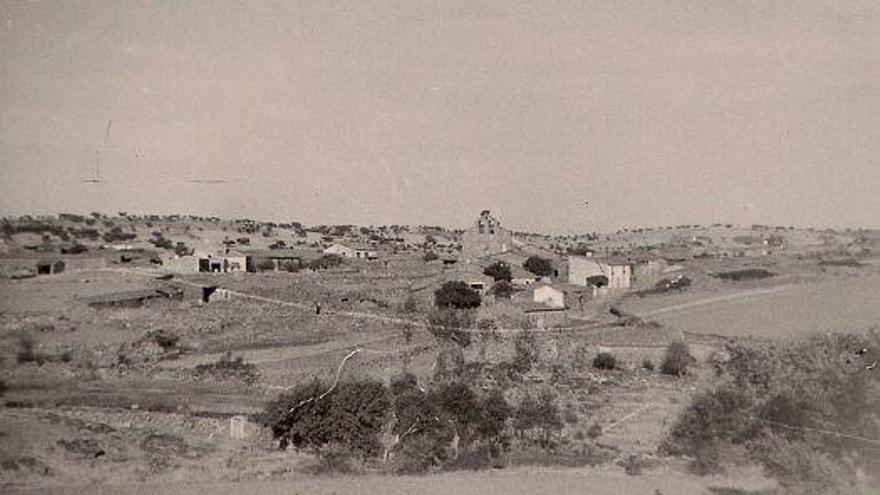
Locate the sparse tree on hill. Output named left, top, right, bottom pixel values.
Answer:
left=434, top=281, right=481, bottom=310
left=483, top=261, right=512, bottom=282
left=523, top=256, right=554, bottom=277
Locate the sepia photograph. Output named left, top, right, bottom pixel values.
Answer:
left=1, top=1, right=878, bottom=494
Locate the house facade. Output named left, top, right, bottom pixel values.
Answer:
left=567, top=256, right=632, bottom=292
left=533, top=284, right=566, bottom=309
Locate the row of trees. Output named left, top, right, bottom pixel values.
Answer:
left=260, top=374, right=530, bottom=473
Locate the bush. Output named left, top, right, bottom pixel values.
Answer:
left=423, top=251, right=439, bottom=262
left=661, top=341, right=693, bottom=376
left=512, top=330, right=538, bottom=374
left=193, top=352, right=259, bottom=384
left=403, top=295, right=418, bottom=313
left=152, top=330, right=179, bottom=350
left=523, top=256, right=554, bottom=277
left=16, top=333, right=47, bottom=365
left=662, top=333, right=880, bottom=492
left=434, top=281, right=481, bottom=310
left=102, top=226, right=136, bottom=243
left=263, top=378, right=391, bottom=459
left=256, top=259, right=277, bottom=271
left=642, top=358, right=655, bottom=371
left=514, top=389, right=563, bottom=448
left=593, top=352, right=617, bottom=370
left=490, top=280, right=513, bottom=298
left=426, top=309, right=473, bottom=348
left=483, top=261, right=512, bottom=282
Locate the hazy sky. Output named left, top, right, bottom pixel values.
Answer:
left=1, top=0, right=877, bottom=233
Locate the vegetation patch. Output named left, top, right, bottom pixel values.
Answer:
left=660, top=333, right=880, bottom=494
left=192, top=352, right=259, bottom=384
left=713, top=269, right=775, bottom=281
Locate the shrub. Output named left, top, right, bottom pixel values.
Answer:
left=434, top=281, right=481, bottom=310
left=662, top=332, right=880, bottom=492
left=483, top=261, right=512, bottom=282
left=263, top=378, right=391, bottom=459
left=512, top=330, right=538, bottom=374
left=587, top=423, right=602, bottom=440
left=256, top=259, right=277, bottom=271
left=152, top=330, right=179, bottom=350
left=280, top=260, right=300, bottom=272
left=403, top=295, right=418, bottom=313
left=427, top=309, right=473, bottom=347
left=490, top=280, right=513, bottom=298
left=193, top=352, right=259, bottom=384
left=423, top=251, right=439, bottom=262
left=593, top=352, right=617, bottom=370
left=523, top=256, right=554, bottom=277
left=514, top=389, right=563, bottom=448
left=642, top=358, right=655, bottom=371
left=102, top=226, right=136, bottom=243
left=16, top=333, right=47, bottom=365
left=661, top=341, right=693, bottom=376
left=60, top=243, right=88, bottom=254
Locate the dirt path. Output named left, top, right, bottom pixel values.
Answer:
left=17, top=464, right=778, bottom=495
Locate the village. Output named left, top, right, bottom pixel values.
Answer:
left=1, top=210, right=878, bottom=494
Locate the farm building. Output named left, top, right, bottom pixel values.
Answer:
left=461, top=210, right=512, bottom=262
left=244, top=249, right=321, bottom=272
left=78, top=287, right=183, bottom=309
left=532, top=284, right=566, bottom=309
left=323, top=242, right=378, bottom=260
left=567, top=255, right=632, bottom=294
left=323, top=242, right=356, bottom=258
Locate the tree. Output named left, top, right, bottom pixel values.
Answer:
left=490, top=280, right=513, bottom=298
left=514, top=389, right=562, bottom=447
left=661, top=341, right=694, bottom=376
left=523, top=256, right=554, bottom=277
left=483, top=261, right=512, bottom=282
left=434, top=281, right=481, bottom=310
left=262, top=378, right=391, bottom=459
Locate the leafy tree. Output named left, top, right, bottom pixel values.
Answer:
left=483, top=261, right=512, bottom=282
left=661, top=341, right=694, bottom=376
left=434, top=281, right=481, bottom=310
left=523, top=256, right=554, bottom=277
left=263, top=378, right=391, bottom=459
left=427, top=309, right=473, bottom=348
left=490, top=280, right=513, bottom=298
left=514, top=389, right=563, bottom=447
left=512, top=330, right=538, bottom=374
left=593, top=352, right=617, bottom=370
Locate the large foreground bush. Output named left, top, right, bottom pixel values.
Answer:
left=262, top=374, right=513, bottom=473
left=661, top=333, right=879, bottom=493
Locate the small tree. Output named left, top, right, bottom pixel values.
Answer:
left=593, top=352, right=617, bottom=370
left=661, top=341, right=694, bottom=376
left=523, top=256, right=554, bottom=277
left=262, top=378, right=391, bottom=459
left=512, top=330, right=538, bottom=374
left=490, top=280, right=513, bottom=298
left=434, top=281, right=481, bottom=310
left=483, top=261, right=512, bottom=282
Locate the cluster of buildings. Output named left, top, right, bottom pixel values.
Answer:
left=428, top=211, right=677, bottom=329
